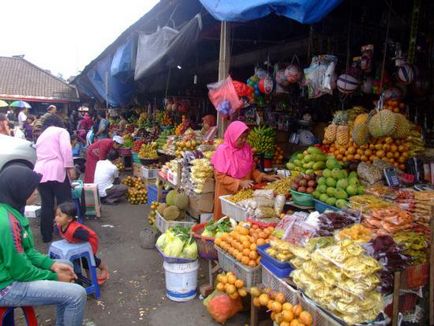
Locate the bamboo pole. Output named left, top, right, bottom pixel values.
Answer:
left=430, top=204, right=434, bottom=325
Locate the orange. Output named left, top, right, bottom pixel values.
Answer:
left=248, top=260, right=257, bottom=267
left=293, top=304, right=303, bottom=317
left=280, top=322, right=290, bottom=326
left=376, top=150, right=385, bottom=158
left=271, top=301, right=282, bottom=313
left=253, top=297, right=261, bottom=307
left=275, top=292, right=286, bottom=304
left=229, top=291, right=239, bottom=300
left=241, top=256, right=249, bottom=265
left=299, top=311, right=313, bottom=325
left=238, top=288, right=248, bottom=297
left=267, top=300, right=274, bottom=311
left=242, top=241, right=250, bottom=249
left=242, top=248, right=250, bottom=256
left=256, top=238, right=266, bottom=246
left=282, top=302, right=293, bottom=311
left=227, top=274, right=236, bottom=285
left=249, top=251, right=258, bottom=260
left=234, top=279, right=244, bottom=289
left=282, top=309, right=294, bottom=322
left=250, top=243, right=257, bottom=251
left=216, top=282, right=225, bottom=291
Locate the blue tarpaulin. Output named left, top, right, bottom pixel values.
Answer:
left=110, top=37, right=136, bottom=82
left=198, top=0, right=343, bottom=24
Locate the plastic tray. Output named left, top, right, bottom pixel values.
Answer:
left=155, top=212, right=196, bottom=233
left=257, top=244, right=293, bottom=272
left=155, top=244, right=197, bottom=264
left=313, top=199, right=339, bottom=213
left=219, top=195, right=248, bottom=222
left=215, top=245, right=261, bottom=288
left=191, top=223, right=218, bottom=261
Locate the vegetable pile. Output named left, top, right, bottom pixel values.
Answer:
left=156, top=226, right=198, bottom=259
left=201, top=217, right=236, bottom=238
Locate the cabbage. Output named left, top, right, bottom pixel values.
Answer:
left=163, top=236, right=184, bottom=257
left=215, top=231, right=226, bottom=239
left=156, top=233, right=167, bottom=249
left=181, top=241, right=198, bottom=259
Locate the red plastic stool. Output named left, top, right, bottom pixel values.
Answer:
left=0, top=306, right=38, bottom=325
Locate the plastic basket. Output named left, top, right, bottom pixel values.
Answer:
left=155, top=212, right=196, bottom=233
left=215, top=245, right=261, bottom=288
left=247, top=217, right=279, bottom=228
left=191, top=223, right=218, bottom=260
left=290, top=190, right=314, bottom=207
left=299, top=293, right=345, bottom=326
left=147, top=185, right=158, bottom=205
left=313, top=199, right=339, bottom=213
left=261, top=264, right=300, bottom=304
left=257, top=244, right=293, bottom=277
left=219, top=195, right=248, bottom=221
left=156, top=244, right=197, bottom=264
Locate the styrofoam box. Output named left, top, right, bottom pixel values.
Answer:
left=25, top=205, right=41, bottom=218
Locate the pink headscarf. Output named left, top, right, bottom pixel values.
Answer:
left=211, top=121, right=254, bottom=179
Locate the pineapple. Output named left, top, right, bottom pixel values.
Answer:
left=332, top=111, right=349, bottom=125
left=336, top=125, right=350, bottom=146
left=324, top=124, right=337, bottom=144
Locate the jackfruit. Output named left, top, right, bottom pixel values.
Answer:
left=174, top=193, right=189, bottom=210
left=368, top=110, right=396, bottom=138
left=393, top=113, right=411, bottom=139
left=166, top=190, right=177, bottom=206
left=163, top=205, right=180, bottom=221
left=157, top=203, right=167, bottom=216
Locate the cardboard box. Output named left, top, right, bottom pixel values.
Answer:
left=193, top=179, right=215, bottom=194
left=189, top=192, right=214, bottom=213
left=25, top=205, right=41, bottom=218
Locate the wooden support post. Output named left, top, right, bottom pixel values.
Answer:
left=392, top=271, right=401, bottom=326
left=217, top=21, right=231, bottom=138
left=430, top=205, right=434, bottom=325
left=250, top=296, right=258, bottom=326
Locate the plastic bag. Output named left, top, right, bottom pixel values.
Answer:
left=205, top=290, right=243, bottom=324
left=208, top=76, right=243, bottom=117
left=303, top=55, right=337, bottom=99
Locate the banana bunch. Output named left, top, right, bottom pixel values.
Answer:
left=191, top=158, right=214, bottom=193
left=407, top=128, right=425, bottom=157
left=156, top=129, right=173, bottom=149
left=138, top=142, right=158, bottom=159
left=247, top=126, right=276, bottom=157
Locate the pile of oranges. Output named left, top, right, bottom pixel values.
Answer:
left=273, top=146, right=285, bottom=166
left=215, top=272, right=248, bottom=300
left=329, top=136, right=409, bottom=170
left=215, top=223, right=274, bottom=268
left=251, top=287, right=313, bottom=326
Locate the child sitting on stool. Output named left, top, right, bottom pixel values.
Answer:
left=55, top=202, right=109, bottom=285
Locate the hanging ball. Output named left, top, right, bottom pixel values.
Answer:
left=275, top=69, right=289, bottom=87
left=397, top=64, right=414, bottom=85
left=336, top=74, right=359, bottom=94
left=383, top=87, right=402, bottom=100
left=258, top=77, right=274, bottom=94
left=284, top=64, right=302, bottom=84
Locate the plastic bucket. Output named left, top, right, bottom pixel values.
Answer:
left=163, top=260, right=199, bottom=302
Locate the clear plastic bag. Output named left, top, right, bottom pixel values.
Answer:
left=207, top=76, right=243, bottom=116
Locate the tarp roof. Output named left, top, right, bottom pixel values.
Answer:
left=198, top=0, right=343, bottom=24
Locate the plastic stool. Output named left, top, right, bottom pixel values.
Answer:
left=0, top=306, right=37, bottom=325
left=83, top=184, right=101, bottom=218
left=48, top=240, right=100, bottom=299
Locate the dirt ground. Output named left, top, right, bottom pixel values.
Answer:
left=27, top=201, right=252, bottom=326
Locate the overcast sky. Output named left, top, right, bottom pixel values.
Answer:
left=0, top=0, right=159, bottom=79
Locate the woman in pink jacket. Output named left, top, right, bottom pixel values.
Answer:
left=34, top=115, right=76, bottom=243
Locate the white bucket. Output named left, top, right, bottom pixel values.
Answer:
left=163, top=260, right=199, bottom=302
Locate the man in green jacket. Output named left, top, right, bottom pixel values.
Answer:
left=0, top=165, right=87, bottom=326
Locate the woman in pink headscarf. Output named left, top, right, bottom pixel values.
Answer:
left=211, top=121, right=279, bottom=220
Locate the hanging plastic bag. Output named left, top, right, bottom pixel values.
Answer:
left=303, top=55, right=337, bottom=98
left=207, top=76, right=243, bottom=117
left=204, top=290, right=243, bottom=324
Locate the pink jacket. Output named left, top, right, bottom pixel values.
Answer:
left=34, top=127, right=74, bottom=183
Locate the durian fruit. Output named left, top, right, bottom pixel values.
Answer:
left=393, top=113, right=411, bottom=138
left=352, top=124, right=370, bottom=145
left=336, top=125, right=350, bottom=146
left=163, top=205, right=180, bottom=221
left=157, top=203, right=167, bottom=216
left=166, top=190, right=177, bottom=206
left=354, top=113, right=369, bottom=127
left=368, top=110, right=397, bottom=138
left=324, top=124, right=337, bottom=144
left=174, top=193, right=189, bottom=210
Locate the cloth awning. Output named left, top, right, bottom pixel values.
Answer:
left=198, top=0, right=343, bottom=24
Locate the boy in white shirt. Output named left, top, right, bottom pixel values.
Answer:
left=94, top=150, right=128, bottom=205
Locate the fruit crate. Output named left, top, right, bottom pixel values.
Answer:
left=261, top=264, right=300, bottom=304
left=257, top=244, right=293, bottom=278
left=215, top=245, right=261, bottom=288
left=219, top=195, right=248, bottom=222
left=290, top=190, right=314, bottom=207
left=313, top=199, right=339, bottom=213
left=155, top=212, right=196, bottom=233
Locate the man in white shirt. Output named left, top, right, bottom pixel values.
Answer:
left=17, top=108, right=28, bottom=128
left=94, top=150, right=128, bottom=205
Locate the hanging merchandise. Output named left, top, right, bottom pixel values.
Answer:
left=383, top=87, right=403, bottom=100
left=397, top=64, right=414, bottom=85
left=361, top=77, right=373, bottom=94
left=274, top=66, right=290, bottom=94
left=360, top=44, right=374, bottom=73
left=232, top=80, right=254, bottom=103
left=337, top=74, right=359, bottom=94
left=303, top=55, right=337, bottom=99
left=258, top=76, right=274, bottom=94
left=207, top=76, right=243, bottom=117
left=285, top=64, right=303, bottom=84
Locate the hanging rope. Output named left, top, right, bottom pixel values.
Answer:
left=345, top=0, right=353, bottom=73
left=379, top=1, right=392, bottom=93
left=408, top=0, right=421, bottom=64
